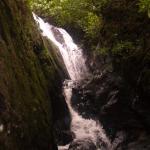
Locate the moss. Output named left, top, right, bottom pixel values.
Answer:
left=0, top=0, right=65, bottom=149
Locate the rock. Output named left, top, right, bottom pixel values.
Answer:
left=56, top=130, right=75, bottom=145
left=0, top=93, right=6, bottom=114
left=70, top=69, right=150, bottom=149
left=0, top=0, right=68, bottom=149
left=68, top=139, right=96, bottom=150
left=126, top=137, right=150, bottom=150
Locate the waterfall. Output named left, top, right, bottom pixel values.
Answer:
left=62, top=81, right=111, bottom=149
left=33, top=13, right=89, bottom=81
left=33, top=13, right=110, bottom=150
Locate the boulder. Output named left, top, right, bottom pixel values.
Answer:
left=69, top=139, right=96, bottom=150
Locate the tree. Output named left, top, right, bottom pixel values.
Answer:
left=139, top=0, right=150, bottom=17
left=29, top=0, right=109, bottom=37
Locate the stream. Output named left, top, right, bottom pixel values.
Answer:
left=33, top=13, right=111, bottom=150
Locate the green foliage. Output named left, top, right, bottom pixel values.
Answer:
left=112, top=41, right=135, bottom=56
left=29, top=0, right=109, bottom=37
left=96, top=47, right=109, bottom=56
left=139, top=0, right=150, bottom=17
left=28, top=0, right=51, bottom=14
left=77, top=12, right=102, bottom=37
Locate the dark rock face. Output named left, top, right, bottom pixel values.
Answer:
left=71, top=0, right=150, bottom=149
left=70, top=69, right=150, bottom=149
left=0, top=93, right=6, bottom=113
left=69, top=139, right=96, bottom=150
left=55, top=130, right=75, bottom=146
left=44, top=42, right=71, bottom=145
left=0, top=0, right=69, bottom=149
left=125, top=136, right=150, bottom=150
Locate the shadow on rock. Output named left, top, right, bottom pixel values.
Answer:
left=68, top=138, right=96, bottom=150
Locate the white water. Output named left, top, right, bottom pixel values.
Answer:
left=33, top=13, right=89, bottom=81
left=63, top=80, right=111, bottom=149
left=33, top=14, right=110, bottom=149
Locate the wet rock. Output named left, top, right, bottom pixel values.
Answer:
left=0, top=1, right=69, bottom=149
left=70, top=69, right=150, bottom=149
left=71, top=81, right=97, bottom=119
left=56, top=130, right=75, bottom=145
left=51, top=82, right=72, bottom=146
left=68, top=139, right=96, bottom=150
left=126, top=136, right=150, bottom=150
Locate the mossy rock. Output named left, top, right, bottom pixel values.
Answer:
left=0, top=0, right=67, bottom=149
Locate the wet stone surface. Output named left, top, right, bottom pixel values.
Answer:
left=68, top=138, right=97, bottom=150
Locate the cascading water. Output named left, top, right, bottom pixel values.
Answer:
left=33, top=13, right=89, bottom=81
left=61, top=80, right=111, bottom=150
left=33, top=13, right=111, bottom=150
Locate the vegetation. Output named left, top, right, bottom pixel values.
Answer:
left=139, top=0, right=150, bottom=17
left=0, top=0, right=65, bottom=149
left=29, top=0, right=110, bottom=37
left=29, top=0, right=150, bottom=107
left=0, top=0, right=150, bottom=149
left=29, top=0, right=150, bottom=37
left=28, top=0, right=150, bottom=61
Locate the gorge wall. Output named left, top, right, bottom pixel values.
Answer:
left=0, top=0, right=69, bottom=149
left=0, top=0, right=150, bottom=149
left=72, top=0, right=150, bottom=149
